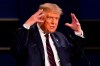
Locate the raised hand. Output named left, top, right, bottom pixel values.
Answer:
left=65, top=13, right=82, bottom=33
left=24, top=9, right=44, bottom=26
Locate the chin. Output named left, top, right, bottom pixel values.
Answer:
left=49, top=30, right=56, bottom=33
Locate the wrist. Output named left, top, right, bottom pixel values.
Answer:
left=23, top=24, right=30, bottom=29
left=74, top=30, right=85, bottom=38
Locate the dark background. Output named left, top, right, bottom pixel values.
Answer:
left=0, top=0, right=100, bottom=66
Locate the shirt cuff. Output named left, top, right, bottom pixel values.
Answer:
left=74, top=30, right=85, bottom=38
left=23, top=24, right=30, bottom=30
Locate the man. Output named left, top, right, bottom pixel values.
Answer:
left=10, top=3, right=89, bottom=66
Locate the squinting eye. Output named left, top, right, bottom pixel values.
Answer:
left=47, top=17, right=52, bottom=19
left=47, top=17, right=53, bottom=20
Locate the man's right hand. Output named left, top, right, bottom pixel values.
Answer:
left=24, top=9, right=44, bottom=27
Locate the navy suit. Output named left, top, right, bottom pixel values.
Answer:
left=10, top=24, right=89, bottom=66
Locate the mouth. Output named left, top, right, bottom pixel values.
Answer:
left=50, top=26, right=55, bottom=29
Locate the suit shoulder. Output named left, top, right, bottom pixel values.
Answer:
left=53, top=31, right=65, bottom=37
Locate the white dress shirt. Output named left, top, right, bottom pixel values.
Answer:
left=23, top=24, right=61, bottom=66
left=37, top=24, right=61, bottom=66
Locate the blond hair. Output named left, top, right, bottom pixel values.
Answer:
left=39, top=3, right=63, bottom=15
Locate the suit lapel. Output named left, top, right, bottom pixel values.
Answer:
left=31, top=25, right=45, bottom=60
left=30, top=25, right=70, bottom=66
left=50, top=33, right=61, bottom=47
left=51, top=33, right=69, bottom=66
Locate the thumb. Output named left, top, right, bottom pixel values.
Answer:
left=65, top=23, right=72, bottom=27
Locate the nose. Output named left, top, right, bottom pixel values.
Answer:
left=51, top=18, right=56, bottom=24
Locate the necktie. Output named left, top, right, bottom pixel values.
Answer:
left=45, top=34, right=57, bottom=66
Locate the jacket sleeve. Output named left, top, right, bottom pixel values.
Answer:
left=66, top=32, right=90, bottom=66
left=68, top=33, right=85, bottom=58
left=10, top=27, right=29, bottom=59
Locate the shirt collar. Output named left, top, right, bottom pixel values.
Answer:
left=37, top=24, right=45, bottom=35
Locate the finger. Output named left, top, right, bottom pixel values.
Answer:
left=71, top=13, right=77, bottom=20
left=71, top=13, right=78, bottom=23
left=34, top=9, right=44, bottom=16
left=37, top=19, right=44, bottom=23
left=37, top=13, right=45, bottom=22
left=76, top=22, right=80, bottom=25
left=38, top=12, right=45, bottom=18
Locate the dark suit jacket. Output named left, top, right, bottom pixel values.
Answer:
left=10, top=24, right=89, bottom=66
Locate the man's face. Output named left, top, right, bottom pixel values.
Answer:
left=39, top=12, right=60, bottom=33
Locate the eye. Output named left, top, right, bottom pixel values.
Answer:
left=47, top=16, right=52, bottom=19
left=47, top=16, right=53, bottom=20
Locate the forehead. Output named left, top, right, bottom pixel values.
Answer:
left=45, top=12, right=60, bottom=17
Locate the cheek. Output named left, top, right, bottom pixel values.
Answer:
left=55, top=22, right=59, bottom=27
left=39, top=22, right=44, bottom=26
left=43, top=22, right=49, bottom=30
